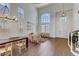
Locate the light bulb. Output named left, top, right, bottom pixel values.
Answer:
left=15, top=18, right=18, bottom=21
left=4, top=14, right=8, bottom=17
left=8, top=20, right=13, bottom=22
left=5, top=19, right=7, bottom=21
left=62, top=12, right=65, bottom=17
left=13, top=16, right=15, bottom=18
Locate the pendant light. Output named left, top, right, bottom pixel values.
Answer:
left=61, top=3, right=65, bottom=17
left=61, top=3, right=66, bottom=17
left=61, top=3, right=67, bottom=22
left=0, top=5, right=17, bottom=21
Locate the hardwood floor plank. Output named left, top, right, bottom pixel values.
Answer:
left=22, top=38, right=74, bottom=56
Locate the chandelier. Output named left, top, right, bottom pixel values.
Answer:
left=0, top=5, right=17, bottom=22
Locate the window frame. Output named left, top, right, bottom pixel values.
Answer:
left=40, top=13, right=50, bottom=33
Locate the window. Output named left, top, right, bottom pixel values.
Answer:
left=40, top=13, right=50, bottom=33
left=0, top=3, right=10, bottom=7
left=18, top=8, right=24, bottom=18
left=0, top=3, right=10, bottom=28
left=17, top=8, right=25, bottom=32
left=0, top=3, right=10, bottom=14
left=41, top=13, right=50, bottom=23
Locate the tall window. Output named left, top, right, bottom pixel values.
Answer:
left=17, top=8, right=24, bottom=32
left=41, top=13, right=50, bottom=33
left=0, top=3, right=10, bottom=14
left=18, top=8, right=24, bottom=18
left=0, top=3, right=10, bottom=28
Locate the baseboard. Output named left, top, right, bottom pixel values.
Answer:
left=48, top=37, right=68, bottom=39
left=48, top=37, right=55, bottom=39
left=55, top=37, right=68, bottom=39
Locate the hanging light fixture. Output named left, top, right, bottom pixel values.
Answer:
left=61, top=3, right=65, bottom=17
left=60, top=3, right=67, bottom=22
left=0, top=5, right=17, bottom=21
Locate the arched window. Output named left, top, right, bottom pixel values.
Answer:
left=0, top=3, right=10, bottom=14
left=41, top=13, right=50, bottom=23
left=18, top=8, right=24, bottom=18
left=40, top=13, right=50, bottom=33
left=0, top=3, right=10, bottom=28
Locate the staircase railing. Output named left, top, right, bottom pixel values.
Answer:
left=68, top=30, right=79, bottom=55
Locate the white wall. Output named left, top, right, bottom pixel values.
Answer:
left=1, top=3, right=79, bottom=39
left=37, top=3, right=73, bottom=38
left=72, top=4, right=79, bottom=31
left=0, top=3, right=38, bottom=39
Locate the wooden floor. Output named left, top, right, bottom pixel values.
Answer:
left=18, top=38, right=74, bottom=56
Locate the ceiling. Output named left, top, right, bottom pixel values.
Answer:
left=32, top=3, right=50, bottom=8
